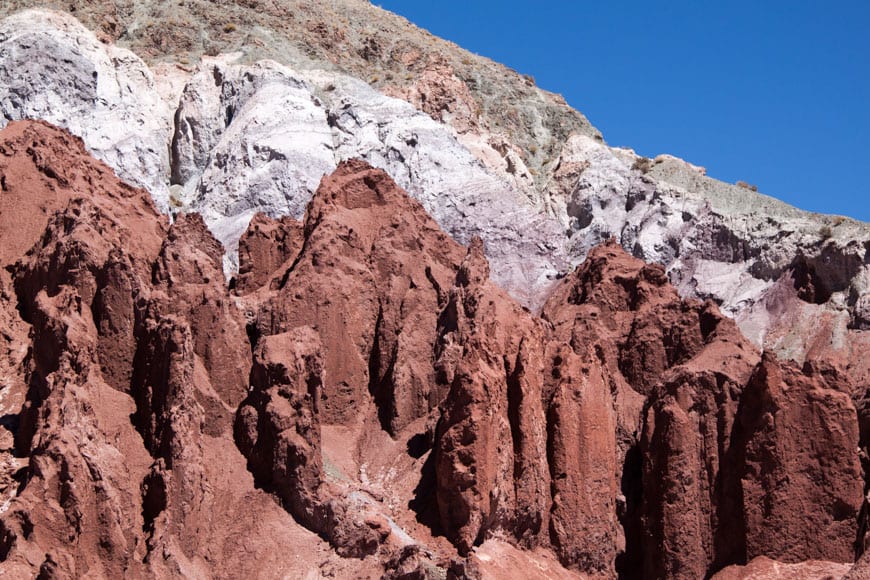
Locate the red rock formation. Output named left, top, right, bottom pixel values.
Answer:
left=235, top=327, right=325, bottom=529
left=735, top=355, right=862, bottom=564
left=431, top=241, right=758, bottom=576
left=641, top=359, right=754, bottom=578
left=0, top=121, right=381, bottom=578
left=378, top=226, right=866, bottom=578
left=247, top=159, right=466, bottom=433
left=152, top=213, right=251, bottom=416
left=433, top=237, right=551, bottom=555
left=543, top=340, right=619, bottom=574
left=0, top=122, right=166, bottom=575
left=0, top=120, right=165, bottom=269
left=235, top=212, right=304, bottom=295
left=0, top=120, right=866, bottom=579
left=712, top=556, right=853, bottom=580
left=846, top=551, right=870, bottom=580
left=540, top=242, right=749, bottom=576
left=638, top=310, right=862, bottom=578
left=383, top=59, right=480, bottom=134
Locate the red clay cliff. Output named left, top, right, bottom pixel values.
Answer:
left=0, top=121, right=866, bottom=579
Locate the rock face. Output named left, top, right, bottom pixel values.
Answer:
left=0, top=7, right=864, bottom=379
left=0, top=120, right=387, bottom=579
left=548, top=134, right=870, bottom=384
left=0, top=121, right=867, bottom=578
left=171, top=58, right=336, bottom=260
left=169, top=56, right=568, bottom=303
left=0, top=3, right=868, bottom=579
left=0, top=0, right=599, bottom=183
left=639, top=353, right=862, bottom=578
left=0, top=9, right=172, bottom=210
left=711, top=557, right=853, bottom=580
left=735, top=356, right=862, bottom=564
left=244, top=158, right=467, bottom=433
left=236, top=328, right=325, bottom=530
left=432, top=237, right=552, bottom=556
left=427, top=234, right=864, bottom=578
left=234, top=212, right=304, bottom=295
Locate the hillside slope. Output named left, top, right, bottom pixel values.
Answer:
left=0, top=5, right=865, bottom=378
left=0, top=4, right=868, bottom=578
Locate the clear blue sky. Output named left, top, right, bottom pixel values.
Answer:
left=376, top=1, right=869, bottom=222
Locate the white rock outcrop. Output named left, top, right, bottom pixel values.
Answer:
left=0, top=9, right=866, bottom=371
left=316, top=71, right=567, bottom=305
left=170, top=58, right=569, bottom=305
left=546, top=133, right=870, bottom=373
left=170, top=58, right=336, bottom=269
left=0, top=9, right=172, bottom=210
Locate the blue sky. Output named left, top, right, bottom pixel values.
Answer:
left=376, top=1, right=869, bottom=222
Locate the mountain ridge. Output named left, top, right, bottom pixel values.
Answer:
left=1, top=2, right=866, bottom=409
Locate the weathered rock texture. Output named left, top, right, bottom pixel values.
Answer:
left=0, top=2, right=868, bottom=579
left=711, top=556, right=853, bottom=580
left=0, top=9, right=172, bottom=210
left=0, top=0, right=598, bottom=184
left=167, top=56, right=568, bottom=305
left=549, top=134, right=870, bottom=389
left=232, top=159, right=867, bottom=578
left=0, top=7, right=865, bottom=374
left=0, top=6, right=864, bottom=378
left=234, top=212, right=304, bottom=295
left=0, top=121, right=391, bottom=578
left=0, top=121, right=868, bottom=579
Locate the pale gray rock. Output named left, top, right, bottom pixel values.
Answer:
left=315, top=71, right=567, bottom=305
left=457, top=131, right=540, bottom=206
left=171, top=59, right=569, bottom=305
left=0, top=8, right=865, bottom=365
left=171, top=58, right=335, bottom=267
left=0, top=9, right=171, bottom=210
left=546, top=133, right=870, bottom=364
